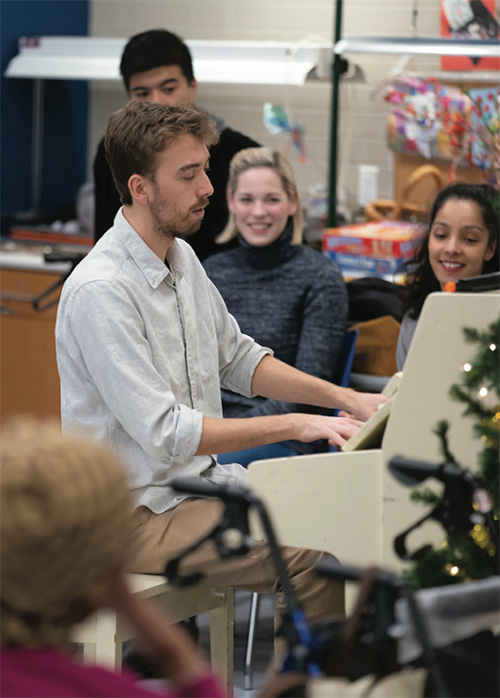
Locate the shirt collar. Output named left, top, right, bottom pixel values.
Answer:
left=165, top=239, right=189, bottom=280
left=114, top=208, right=170, bottom=289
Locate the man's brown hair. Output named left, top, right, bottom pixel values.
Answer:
left=105, top=101, right=219, bottom=205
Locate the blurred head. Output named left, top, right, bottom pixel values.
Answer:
left=0, top=419, right=132, bottom=649
left=105, top=101, right=218, bottom=207
left=217, top=148, right=302, bottom=246
left=405, top=183, right=499, bottom=316
left=120, top=29, right=197, bottom=105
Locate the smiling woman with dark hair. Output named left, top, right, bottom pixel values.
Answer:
left=396, top=182, right=499, bottom=370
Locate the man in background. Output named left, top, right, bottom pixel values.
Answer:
left=93, top=28, right=259, bottom=260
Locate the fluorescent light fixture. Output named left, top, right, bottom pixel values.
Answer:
left=335, top=36, right=500, bottom=57
left=4, top=36, right=333, bottom=86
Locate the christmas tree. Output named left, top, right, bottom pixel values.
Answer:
left=404, top=317, right=499, bottom=589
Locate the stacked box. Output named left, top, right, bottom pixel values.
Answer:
left=323, top=220, right=425, bottom=278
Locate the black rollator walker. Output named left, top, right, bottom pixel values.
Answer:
left=164, top=455, right=499, bottom=698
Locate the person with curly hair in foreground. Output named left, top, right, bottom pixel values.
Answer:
left=0, top=419, right=226, bottom=698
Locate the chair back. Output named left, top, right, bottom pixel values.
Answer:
left=330, top=329, right=359, bottom=447
left=333, top=328, right=359, bottom=388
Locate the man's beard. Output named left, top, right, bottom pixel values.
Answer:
left=149, top=192, right=208, bottom=241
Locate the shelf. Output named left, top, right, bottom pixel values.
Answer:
left=4, top=36, right=333, bottom=86
left=334, top=36, right=500, bottom=57
left=404, top=69, right=499, bottom=83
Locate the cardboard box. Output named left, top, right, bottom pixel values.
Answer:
left=323, top=250, right=408, bottom=277
left=323, top=221, right=425, bottom=260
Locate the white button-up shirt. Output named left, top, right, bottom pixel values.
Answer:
left=56, top=210, right=271, bottom=513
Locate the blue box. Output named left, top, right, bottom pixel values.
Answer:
left=323, top=250, right=407, bottom=277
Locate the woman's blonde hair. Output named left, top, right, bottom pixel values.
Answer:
left=216, top=147, right=303, bottom=245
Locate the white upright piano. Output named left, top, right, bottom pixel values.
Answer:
left=247, top=292, right=499, bottom=591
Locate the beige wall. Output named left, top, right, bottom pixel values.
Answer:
left=89, top=0, right=442, bottom=209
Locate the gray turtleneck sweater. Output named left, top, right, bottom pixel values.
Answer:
left=203, top=225, right=348, bottom=454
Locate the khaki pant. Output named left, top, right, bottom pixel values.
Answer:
left=128, top=498, right=344, bottom=628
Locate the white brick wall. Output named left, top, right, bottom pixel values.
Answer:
left=89, top=0, right=442, bottom=208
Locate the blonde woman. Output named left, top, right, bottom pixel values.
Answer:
left=204, top=147, right=348, bottom=466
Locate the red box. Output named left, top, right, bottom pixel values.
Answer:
left=323, top=221, right=425, bottom=260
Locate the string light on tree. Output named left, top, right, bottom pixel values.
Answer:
left=405, top=318, right=499, bottom=589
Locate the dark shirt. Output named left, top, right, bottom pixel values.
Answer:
left=93, top=123, right=259, bottom=261
left=203, top=225, right=349, bottom=454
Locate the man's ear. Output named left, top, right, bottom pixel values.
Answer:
left=128, top=174, right=150, bottom=205
left=189, top=77, right=199, bottom=102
